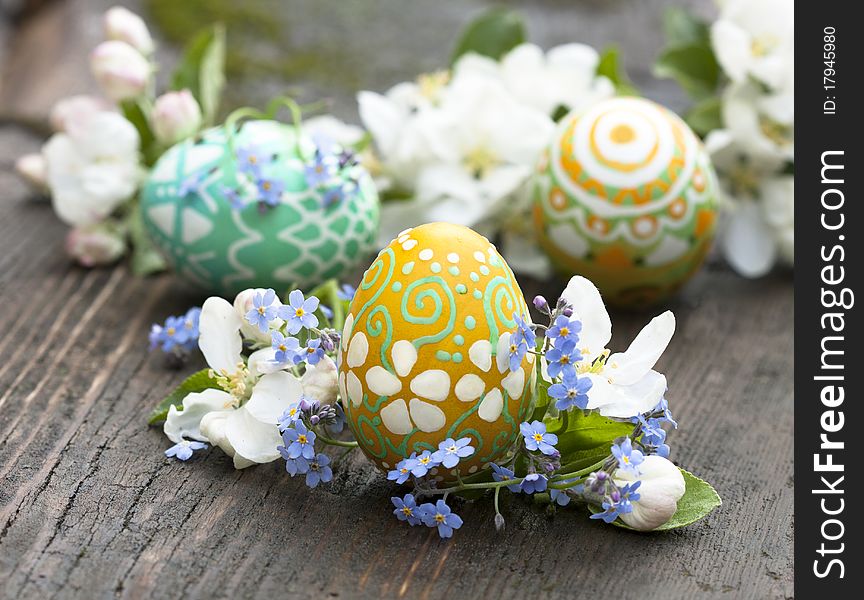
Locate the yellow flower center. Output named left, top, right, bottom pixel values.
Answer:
left=417, top=70, right=450, bottom=101
left=559, top=327, right=569, bottom=338
left=533, top=433, right=545, bottom=444
left=751, top=34, right=779, bottom=57
left=210, top=362, right=254, bottom=405
left=759, top=116, right=792, bottom=148
left=295, top=308, right=305, bottom=318
left=434, top=513, right=446, bottom=524
left=402, top=506, right=414, bottom=517
left=419, top=456, right=430, bottom=465
left=463, top=146, right=499, bottom=179
left=166, top=327, right=176, bottom=336
left=262, top=181, right=272, bottom=191
left=297, top=434, right=307, bottom=444
left=257, top=306, right=266, bottom=315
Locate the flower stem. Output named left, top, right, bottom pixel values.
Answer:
left=317, top=433, right=359, bottom=448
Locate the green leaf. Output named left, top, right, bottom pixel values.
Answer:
left=450, top=8, right=527, bottom=64
left=663, top=7, right=711, bottom=47
left=552, top=410, right=633, bottom=458
left=596, top=45, right=639, bottom=96
left=685, top=96, right=723, bottom=137
left=654, top=43, right=719, bottom=101
left=589, top=467, right=722, bottom=531
left=148, top=369, right=219, bottom=425
left=120, top=100, right=159, bottom=167
left=171, top=24, right=226, bottom=126
left=127, top=202, right=168, bottom=276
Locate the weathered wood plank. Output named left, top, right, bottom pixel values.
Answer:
left=0, top=121, right=792, bottom=599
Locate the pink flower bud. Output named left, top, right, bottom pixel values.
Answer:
left=15, top=153, right=48, bottom=192
left=65, top=222, right=126, bottom=267
left=151, top=90, right=202, bottom=144
left=104, top=6, right=154, bottom=55
left=50, top=95, right=113, bottom=133
left=90, top=40, right=150, bottom=102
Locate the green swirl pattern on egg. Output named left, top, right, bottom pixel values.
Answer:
left=141, top=120, right=380, bottom=295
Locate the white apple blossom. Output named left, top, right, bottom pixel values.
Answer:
left=104, top=6, right=155, bottom=55
left=151, top=90, right=202, bottom=145
left=164, top=297, right=338, bottom=469
left=42, top=111, right=141, bottom=227
left=614, top=455, right=686, bottom=530
left=90, top=40, right=151, bottom=102
left=721, top=175, right=793, bottom=277
left=65, top=221, right=126, bottom=267
left=559, top=276, right=675, bottom=418
left=49, top=94, right=114, bottom=133
left=720, top=81, right=793, bottom=164
left=14, top=154, right=48, bottom=192
left=710, top=0, right=793, bottom=89
left=497, top=43, right=614, bottom=115
left=370, top=76, right=554, bottom=245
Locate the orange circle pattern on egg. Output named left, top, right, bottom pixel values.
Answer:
left=533, top=97, right=720, bottom=307
left=338, top=223, right=536, bottom=480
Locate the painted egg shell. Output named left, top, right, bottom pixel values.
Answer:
left=533, top=97, right=719, bottom=307
left=339, top=223, right=536, bottom=481
left=141, top=120, right=380, bottom=295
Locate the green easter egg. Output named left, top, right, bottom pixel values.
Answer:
left=141, top=120, right=380, bottom=295
left=533, top=97, right=719, bottom=307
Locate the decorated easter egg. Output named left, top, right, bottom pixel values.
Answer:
left=533, top=97, right=719, bottom=307
left=339, top=223, right=536, bottom=480
left=141, top=120, right=379, bottom=295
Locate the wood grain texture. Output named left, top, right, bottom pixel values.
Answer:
left=0, top=123, right=793, bottom=599
left=0, top=0, right=792, bottom=597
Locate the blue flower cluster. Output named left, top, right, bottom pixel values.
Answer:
left=387, top=437, right=475, bottom=485
left=277, top=397, right=345, bottom=488
left=303, top=139, right=360, bottom=209
left=387, top=437, right=474, bottom=538
left=149, top=307, right=201, bottom=358
left=631, top=397, right=678, bottom=458
left=589, top=480, right=642, bottom=524
left=509, top=300, right=593, bottom=412
left=391, top=495, right=464, bottom=538
left=241, top=288, right=340, bottom=367
left=236, top=145, right=285, bottom=209
left=488, top=420, right=565, bottom=500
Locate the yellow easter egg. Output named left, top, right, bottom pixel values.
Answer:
left=338, top=223, right=536, bottom=481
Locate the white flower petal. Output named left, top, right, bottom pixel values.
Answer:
left=606, top=312, right=675, bottom=386
left=200, top=411, right=256, bottom=469
left=245, top=371, right=304, bottom=424
left=302, top=355, right=339, bottom=405
left=711, top=20, right=751, bottom=83
left=561, top=276, right=612, bottom=359
left=199, top=296, right=244, bottom=373
left=164, top=388, right=232, bottom=443
left=722, top=203, right=777, bottom=278
left=597, top=371, right=668, bottom=419
left=225, top=407, right=283, bottom=464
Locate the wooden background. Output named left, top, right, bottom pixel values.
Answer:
left=0, top=1, right=793, bottom=598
